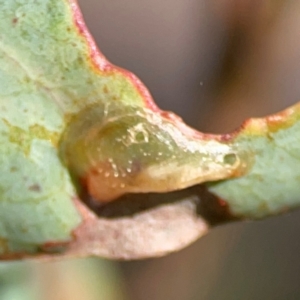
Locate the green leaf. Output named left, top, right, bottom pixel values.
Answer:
left=208, top=104, right=300, bottom=218
left=1, top=0, right=299, bottom=259
left=0, top=0, right=248, bottom=256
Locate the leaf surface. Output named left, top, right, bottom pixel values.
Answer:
left=0, top=0, right=299, bottom=259
left=208, top=103, right=300, bottom=218
left=0, top=0, right=245, bottom=258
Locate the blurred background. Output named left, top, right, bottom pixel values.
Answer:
left=3, top=0, right=300, bottom=299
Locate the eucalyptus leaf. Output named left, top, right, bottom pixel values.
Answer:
left=0, top=0, right=299, bottom=259
left=208, top=104, right=300, bottom=218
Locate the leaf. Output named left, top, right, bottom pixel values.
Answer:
left=0, top=0, right=299, bottom=260
left=208, top=103, right=300, bottom=219
left=0, top=0, right=245, bottom=258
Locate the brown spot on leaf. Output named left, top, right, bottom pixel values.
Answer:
left=0, top=237, right=9, bottom=254
left=103, top=85, right=109, bottom=94
left=59, top=185, right=241, bottom=259
left=39, top=241, right=69, bottom=254
left=28, top=184, right=41, bottom=192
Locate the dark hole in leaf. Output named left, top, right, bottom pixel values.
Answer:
left=80, top=184, right=240, bottom=226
